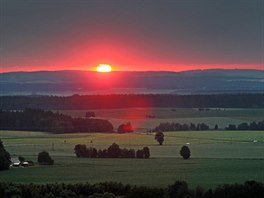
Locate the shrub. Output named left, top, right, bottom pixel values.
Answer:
left=155, top=131, right=164, bottom=145
left=38, top=151, right=54, bottom=165
left=143, top=147, right=150, bottom=159
left=180, top=146, right=191, bottom=159
left=74, top=144, right=88, bottom=157
left=136, top=150, right=144, bottom=159
left=117, top=122, right=133, bottom=133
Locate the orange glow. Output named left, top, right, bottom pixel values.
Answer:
left=96, top=64, right=112, bottom=72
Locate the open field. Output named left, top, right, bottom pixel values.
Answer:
left=58, top=108, right=264, bottom=131
left=1, top=129, right=264, bottom=189
left=1, top=108, right=264, bottom=188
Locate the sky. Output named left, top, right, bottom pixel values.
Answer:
left=0, top=0, right=263, bottom=72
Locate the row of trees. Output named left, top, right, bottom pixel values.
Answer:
left=226, top=120, right=264, bottom=130
left=154, top=120, right=264, bottom=132
left=0, top=108, right=114, bottom=133
left=154, top=122, right=210, bottom=132
left=1, top=94, right=264, bottom=110
left=0, top=180, right=263, bottom=198
left=74, top=143, right=150, bottom=159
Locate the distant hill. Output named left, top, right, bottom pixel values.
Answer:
left=0, top=69, right=263, bottom=95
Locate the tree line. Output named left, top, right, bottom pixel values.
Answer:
left=74, top=143, right=150, bottom=159
left=154, top=122, right=210, bottom=132
left=0, top=180, right=263, bottom=198
left=226, top=120, right=264, bottom=130
left=1, top=94, right=263, bottom=110
left=154, top=120, right=264, bottom=132
left=0, top=108, right=113, bottom=133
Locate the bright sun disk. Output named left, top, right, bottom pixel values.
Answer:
left=96, top=64, right=112, bottom=72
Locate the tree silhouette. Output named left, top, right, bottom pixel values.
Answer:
left=155, top=131, right=164, bottom=145
left=0, top=140, right=11, bottom=170
left=180, top=145, right=191, bottom=159
left=38, top=151, right=54, bottom=165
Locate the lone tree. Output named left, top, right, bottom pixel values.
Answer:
left=0, top=140, right=11, bottom=170
left=214, top=124, right=218, bottom=130
left=155, top=131, right=164, bottom=145
left=180, top=145, right=191, bottom=159
left=38, top=151, right=54, bottom=165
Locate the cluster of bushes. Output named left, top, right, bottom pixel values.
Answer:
left=74, top=143, right=150, bottom=159
left=154, top=122, right=209, bottom=132
left=0, top=180, right=263, bottom=198
left=0, top=108, right=113, bottom=133
left=226, top=120, right=264, bottom=130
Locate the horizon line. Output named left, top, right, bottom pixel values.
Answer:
left=1, top=68, right=263, bottom=74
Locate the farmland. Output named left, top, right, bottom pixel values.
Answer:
left=59, top=108, right=264, bottom=130
left=0, top=108, right=264, bottom=189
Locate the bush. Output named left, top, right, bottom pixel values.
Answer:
left=38, top=151, right=54, bottom=165
left=136, top=150, right=144, bottom=159
left=155, top=131, right=164, bottom=145
left=117, top=122, right=133, bottom=133
left=168, top=181, right=190, bottom=198
left=18, top=156, right=25, bottom=162
left=180, top=146, right=191, bottom=160
left=74, top=144, right=88, bottom=157
left=143, top=147, right=150, bottom=159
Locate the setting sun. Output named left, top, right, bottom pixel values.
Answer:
left=96, top=64, right=112, bottom=72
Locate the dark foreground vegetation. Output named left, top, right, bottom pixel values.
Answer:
left=0, top=108, right=113, bottom=133
left=1, top=94, right=263, bottom=110
left=0, top=180, right=263, bottom=198
left=0, top=140, right=10, bottom=171
left=74, top=143, right=150, bottom=159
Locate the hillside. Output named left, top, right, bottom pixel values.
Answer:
left=0, top=69, right=263, bottom=95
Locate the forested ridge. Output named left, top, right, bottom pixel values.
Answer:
left=0, top=108, right=113, bottom=133
left=0, top=94, right=263, bottom=110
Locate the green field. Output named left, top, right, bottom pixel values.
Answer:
left=0, top=108, right=264, bottom=188
left=1, top=130, right=264, bottom=188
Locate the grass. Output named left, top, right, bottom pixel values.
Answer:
left=0, top=108, right=264, bottom=188
left=1, top=130, right=264, bottom=188
left=0, top=157, right=263, bottom=189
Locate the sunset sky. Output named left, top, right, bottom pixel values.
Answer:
left=0, top=0, right=263, bottom=72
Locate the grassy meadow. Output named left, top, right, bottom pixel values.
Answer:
left=0, top=108, right=264, bottom=189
